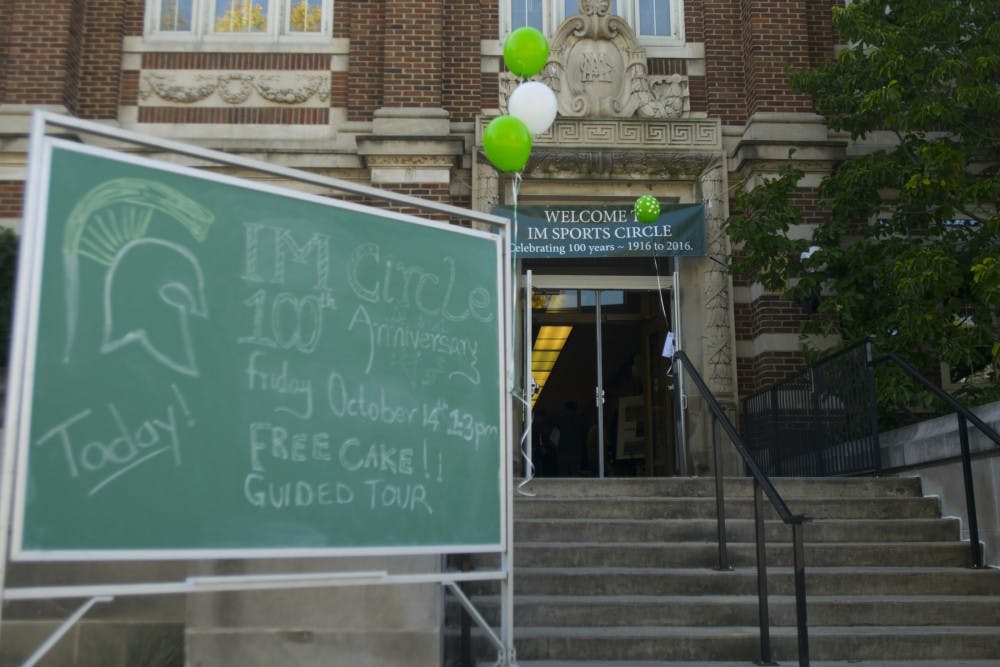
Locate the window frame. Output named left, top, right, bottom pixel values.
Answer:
left=502, top=0, right=684, bottom=46
left=144, top=0, right=334, bottom=43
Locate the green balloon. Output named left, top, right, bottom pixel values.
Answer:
left=483, top=116, right=532, bottom=173
left=503, top=27, right=550, bottom=78
left=634, top=195, right=661, bottom=224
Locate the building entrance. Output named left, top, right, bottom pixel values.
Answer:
left=525, top=275, right=679, bottom=478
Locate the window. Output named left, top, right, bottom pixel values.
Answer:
left=504, top=0, right=682, bottom=43
left=146, top=0, right=331, bottom=41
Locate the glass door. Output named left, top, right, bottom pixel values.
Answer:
left=525, top=276, right=677, bottom=478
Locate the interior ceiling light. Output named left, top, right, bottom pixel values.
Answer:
left=531, top=325, right=572, bottom=405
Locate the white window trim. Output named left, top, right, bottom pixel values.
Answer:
left=501, top=1, right=684, bottom=46
left=144, top=0, right=334, bottom=44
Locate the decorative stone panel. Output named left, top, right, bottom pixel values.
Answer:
left=139, top=71, right=331, bottom=107
left=476, top=117, right=721, bottom=178
left=498, top=0, right=690, bottom=120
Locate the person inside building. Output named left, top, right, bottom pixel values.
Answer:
left=551, top=400, right=586, bottom=477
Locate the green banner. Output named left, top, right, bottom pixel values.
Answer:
left=494, top=204, right=705, bottom=259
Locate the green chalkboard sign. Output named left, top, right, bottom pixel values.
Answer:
left=7, top=139, right=506, bottom=559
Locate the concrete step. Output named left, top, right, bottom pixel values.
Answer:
left=507, top=540, right=972, bottom=568
left=516, top=476, right=924, bottom=499
left=473, top=566, right=1000, bottom=597
left=514, top=496, right=942, bottom=520
left=507, top=662, right=1000, bottom=667
left=456, top=593, right=1000, bottom=627
left=514, top=517, right=961, bottom=543
left=498, top=625, right=1000, bottom=661
left=449, top=476, right=1000, bottom=665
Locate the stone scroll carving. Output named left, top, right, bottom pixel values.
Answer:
left=699, top=164, right=736, bottom=398
left=140, top=72, right=331, bottom=106
left=500, top=0, right=689, bottom=119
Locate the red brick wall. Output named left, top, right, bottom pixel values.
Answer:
left=734, top=296, right=806, bottom=339
left=740, top=0, right=814, bottom=116
left=76, top=0, right=127, bottom=118
left=0, top=182, right=25, bottom=219
left=477, top=0, right=498, bottom=110
left=703, top=0, right=746, bottom=124
left=731, top=184, right=829, bottom=396
left=383, top=0, right=443, bottom=107
left=1, top=0, right=76, bottom=106
left=684, top=0, right=704, bottom=43
left=807, top=0, right=839, bottom=69
left=443, top=0, right=482, bottom=122
left=347, top=0, right=385, bottom=120
left=0, top=0, right=8, bottom=100
left=737, top=350, right=808, bottom=396
left=124, top=0, right=145, bottom=37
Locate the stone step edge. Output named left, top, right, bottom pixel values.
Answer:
left=469, top=565, right=1000, bottom=575
left=510, top=540, right=969, bottom=549
left=504, top=662, right=1000, bottom=667
left=478, top=625, right=1000, bottom=638
left=463, top=593, right=1000, bottom=604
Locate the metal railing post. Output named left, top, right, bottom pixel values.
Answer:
left=875, top=351, right=1000, bottom=569
left=753, top=478, right=776, bottom=665
left=863, top=341, right=882, bottom=475
left=675, top=350, right=810, bottom=667
left=459, top=554, right=472, bottom=667
left=809, top=367, right=826, bottom=476
left=712, top=416, right=731, bottom=571
left=792, top=520, right=810, bottom=666
left=770, top=386, right=782, bottom=476
left=957, top=415, right=984, bottom=568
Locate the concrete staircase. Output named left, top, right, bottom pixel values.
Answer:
left=452, top=476, right=1000, bottom=666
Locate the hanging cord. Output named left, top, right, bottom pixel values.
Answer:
left=507, top=172, right=522, bottom=394
left=651, top=253, right=675, bottom=377
left=506, top=173, right=536, bottom=496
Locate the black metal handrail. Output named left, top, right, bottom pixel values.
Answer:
left=740, top=339, right=881, bottom=477
left=873, top=352, right=1000, bottom=569
left=675, top=350, right=812, bottom=667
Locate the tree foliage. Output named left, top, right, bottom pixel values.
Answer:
left=215, top=0, right=267, bottom=32
left=289, top=1, right=322, bottom=32
left=725, top=0, right=1000, bottom=408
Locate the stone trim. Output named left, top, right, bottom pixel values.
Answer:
left=139, top=71, right=331, bottom=107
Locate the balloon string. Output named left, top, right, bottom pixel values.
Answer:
left=508, top=173, right=537, bottom=493
left=508, top=172, right=523, bottom=395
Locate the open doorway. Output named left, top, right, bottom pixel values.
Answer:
left=526, top=281, right=677, bottom=478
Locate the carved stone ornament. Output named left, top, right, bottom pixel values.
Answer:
left=499, top=0, right=688, bottom=119
left=139, top=72, right=331, bottom=106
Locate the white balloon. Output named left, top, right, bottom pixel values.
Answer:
left=508, top=81, right=558, bottom=135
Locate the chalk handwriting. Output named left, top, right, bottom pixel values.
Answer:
left=238, top=288, right=334, bottom=354
left=326, top=371, right=418, bottom=425
left=248, top=422, right=333, bottom=471
left=245, top=351, right=313, bottom=419
left=345, top=243, right=494, bottom=323
left=339, top=437, right=414, bottom=475
left=243, top=473, right=354, bottom=509
left=363, top=479, right=432, bottom=514
left=347, top=304, right=481, bottom=384
left=35, top=397, right=185, bottom=496
left=241, top=222, right=333, bottom=293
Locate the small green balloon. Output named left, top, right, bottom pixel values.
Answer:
left=503, top=27, right=550, bottom=78
left=634, top=195, right=661, bottom=224
left=483, top=115, right=532, bottom=173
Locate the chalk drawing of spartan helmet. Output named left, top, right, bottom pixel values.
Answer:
left=62, top=178, right=215, bottom=377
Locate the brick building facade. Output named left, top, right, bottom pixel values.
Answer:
left=0, top=0, right=853, bottom=663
